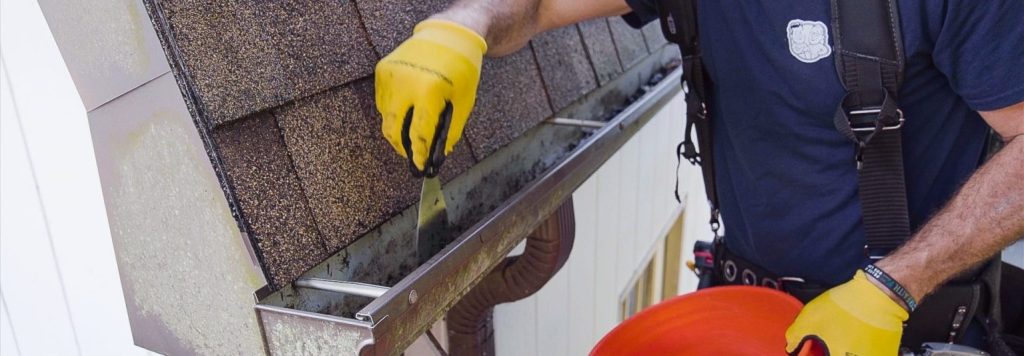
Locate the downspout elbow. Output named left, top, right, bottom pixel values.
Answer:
left=447, top=198, right=576, bottom=355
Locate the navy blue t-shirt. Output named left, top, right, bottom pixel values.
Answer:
left=625, top=0, right=1024, bottom=286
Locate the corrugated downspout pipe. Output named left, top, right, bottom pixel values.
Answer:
left=447, top=197, right=576, bottom=356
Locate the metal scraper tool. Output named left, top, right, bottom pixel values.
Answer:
left=414, top=102, right=455, bottom=264
left=416, top=176, right=449, bottom=263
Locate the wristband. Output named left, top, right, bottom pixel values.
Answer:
left=864, top=264, right=917, bottom=312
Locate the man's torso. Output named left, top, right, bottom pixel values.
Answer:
left=666, top=0, right=1003, bottom=285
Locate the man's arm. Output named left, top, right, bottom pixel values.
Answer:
left=432, top=0, right=632, bottom=56
left=875, top=101, right=1024, bottom=303
left=376, top=0, right=631, bottom=173
left=785, top=101, right=1024, bottom=355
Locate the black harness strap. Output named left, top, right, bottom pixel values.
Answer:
left=830, top=0, right=911, bottom=255
left=657, top=0, right=911, bottom=249
left=658, top=0, right=721, bottom=235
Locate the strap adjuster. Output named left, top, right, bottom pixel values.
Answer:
left=834, top=88, right=904, bottom=139
left=696, top=101, right=708, bottom=119
left=849, top=108, right=905, bottom=132
left=777, top=276, right=806, bottom=290
left=762, top=276, right=806, bottom=291
left=864, top=245, right=887, bottom=260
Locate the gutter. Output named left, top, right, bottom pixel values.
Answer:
left=255, top=58, right=682, bottom=355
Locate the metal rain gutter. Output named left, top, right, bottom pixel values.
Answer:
left=255, top=67, right=682, bottom=356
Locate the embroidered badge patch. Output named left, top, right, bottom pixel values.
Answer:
left=786, top=19, right=832, bottom=63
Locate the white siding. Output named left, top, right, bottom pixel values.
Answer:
left=614, top=140, right=640, bottom=295
left=493, top=276, right=537, bottom=356
left=1, top=297, right=21, bottom=356
left=536, top=263, right=571, bottom=356
left=0, top=63, right=81, bottom=356
left=566, top=179, right=598, bottom=356
left=1006, top=243, right=1024, bottom=269
left=494, top=91, right=712, bottom=356
left=592, top=153, right=623, bottom=339
left=0, top=0, right=154, bottom=354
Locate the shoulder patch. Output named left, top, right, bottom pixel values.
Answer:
left=786, top=19, right=832, bottom=63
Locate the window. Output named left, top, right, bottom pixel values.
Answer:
left=621, top=258, right=657, bottom=320
left=620, top=208, right=686, bottom=320
left=662, top=212, right=685, bottom=300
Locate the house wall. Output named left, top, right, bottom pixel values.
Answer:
left=1, top=0, right=265, bottom=355
left=0, top=1, right=155, bottom=355
left=492, top=90, right=720, bottom=356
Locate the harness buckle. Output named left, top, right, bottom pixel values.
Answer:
left=864, top=245, right=886, bottom=260
left=696, top=102, right=708, bottom=119
left=778, top=276, right=806, bottom=291
left=849, top=107, right=905, bottom=132
left=680, top=141, right=700, bottom=164
left=762, top=276, right=806, bottom=291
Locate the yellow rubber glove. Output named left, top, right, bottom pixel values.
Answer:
left=785, top=271, right=909, bottom=356
left=375, top=19, right=487, bottom=176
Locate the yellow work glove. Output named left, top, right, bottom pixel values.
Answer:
left=375, top=19, right=487, bottom=177
left=785, top=271, right=909, bottom=356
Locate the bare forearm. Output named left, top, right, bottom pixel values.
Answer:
left=876, top=137, right=1024, bottom=301
left=432, top=0, right=631, bottom=56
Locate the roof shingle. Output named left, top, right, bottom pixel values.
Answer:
left=578, top=19, right=624, bottom=85
left=212, top=113, right=329, bottom=287
left=273, top=79, right=418, bottom=251
left=254, top=0, right=378, bottom=103
left=355, top=0, right=453, bottom=57
left=159, top=0, right=377, bottom=125
left=160, top=0, right=287, bottom=125
left=464, top=48, right=554, bottom=160
left=608, top=17, right=650, bottom=69
left=273, top=78, right=476, bottom=252
left=641, top=21, right=669, bottom=52
left=531, top=26, right=599, bottom=112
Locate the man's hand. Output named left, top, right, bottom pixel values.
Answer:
left=375, top=19, right=486, bottom=176
left=785, top=271, right=909, bottom=356
left=376, top=0, right=632, bottom=176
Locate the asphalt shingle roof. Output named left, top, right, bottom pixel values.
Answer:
left=464, top=48, right=553, bottom=160
left=608, top=17, right=650, bottom=69
left=211, top=113, right=330, bottom=283
left=151, top=0, right=662, bottom=288
left=532, top=25, right=599, bottom=112
left=578, top=18, right=625, bottom=86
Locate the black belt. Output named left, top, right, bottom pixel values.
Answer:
left=706, top=242, right=998, bottom=349
left=712, top=243, right=830, bottom=304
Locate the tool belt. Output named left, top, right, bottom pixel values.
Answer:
left=1001, top=263, right=1024, bottom=352
left=693, top=240, right=1023, bottom=354
left=705, top=240, right=829, bottom=304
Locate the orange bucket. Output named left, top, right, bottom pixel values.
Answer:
left=591, top=286, right=811, bottom=356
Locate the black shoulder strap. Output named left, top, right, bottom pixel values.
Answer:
left=831, top=0, right=910, bottom=257
left=656, top=0, right=909, bottom=250
left=657, top=0, right=721, bottom=236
